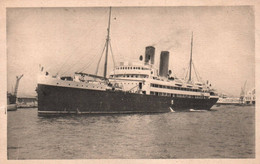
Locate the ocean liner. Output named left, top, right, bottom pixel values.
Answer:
left=37, top=7, right=219, bottom=116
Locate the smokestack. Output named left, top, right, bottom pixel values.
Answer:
left=145, top=46, right=155, bottom=65
left=159, top=51, right=169, bottom=77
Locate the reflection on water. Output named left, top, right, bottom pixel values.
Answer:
left=8, top=106, right=255, bottom=159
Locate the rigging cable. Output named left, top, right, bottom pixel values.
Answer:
left=95, top=42, right=107, bottom=75
left=56, top=37, right=96, bottom=75
left=77, top=41, right=107, bottom=73
left=61, top=39, right=106, bottom=75
left=109, top=41, right=116, bottom=68
left=109, top=41, right=116, bottom=78
left=60, top=46, right=102, bottom=76
left=192, top=62, right=200, bottom=82
left=56, top=51, right=77, bottom=75
left=184, top=63, right=190, bottom=81
left=69, top=39, right=107, bottom=74
left=192, top=62, right=203, bottom=82
left=74, top=10, right=113, bottom=74
left=56, top=11, right=108, bottom=75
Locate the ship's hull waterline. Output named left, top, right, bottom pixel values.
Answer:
left=37, top=84, right=218, bottom=116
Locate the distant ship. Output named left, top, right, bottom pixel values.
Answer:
left=216, top=94, right=240, bottom=106
left=7, top=74, right=23, bottom=111
left=239, top=81, right=255, bottom=105
left=243, top=88, right=255, bottom=105
left=17, top=96, right=38, bottom=108
left=37, top=7, right=219, bottom=116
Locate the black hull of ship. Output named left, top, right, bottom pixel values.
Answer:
left=37, top=84, right=218, bottom=116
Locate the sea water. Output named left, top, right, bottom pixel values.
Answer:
left=7, top=105, right=255, bottom=159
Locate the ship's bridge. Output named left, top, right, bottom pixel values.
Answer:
left=109, top=61, right=157, bottom=79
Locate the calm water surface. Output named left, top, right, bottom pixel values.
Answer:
left=7, top=106, right=255, bottom=159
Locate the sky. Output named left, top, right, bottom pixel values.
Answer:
left=7, top=6, right=255, bottom=97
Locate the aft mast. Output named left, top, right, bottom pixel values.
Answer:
left=188, top=32, right=193, bottom=82
left=103, top=7, right=112, bottom=79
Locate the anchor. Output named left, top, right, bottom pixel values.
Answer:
left=76, top=108, right=81, bottom=114
left=169, top=107, right=175, bottom=112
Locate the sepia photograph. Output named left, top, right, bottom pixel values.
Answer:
left=1, top=1, right=258, bottom=162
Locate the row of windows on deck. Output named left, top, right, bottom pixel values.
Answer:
left=115, top=66, right=149, bottom=70
left=150, top=91, right=208, bottom=99
left=56, top=82, right=104, bottom=89
left=151, top=83, right=206, bottom=92
left=110, top=74, right=149, bottom=78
